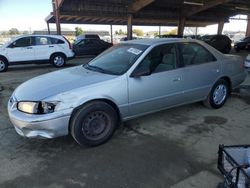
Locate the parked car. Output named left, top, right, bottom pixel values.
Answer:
left=8, top=39, right=246, bottom=146
left=156, top=34, right=183, bottom=38
left=234, top=37, right=250, bottom=52
left=73, top=38, right=112, bottom=56
left=0, top=35, right=74, bottom=72
left=201, top=35, right=232, bottom=54
left=120, top=37, right=139, bottom=41
left=244, top=54, right=250, bottom=69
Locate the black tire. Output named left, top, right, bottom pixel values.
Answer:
left=0, top=57, right=8, bottom=72
left=235, top=47, right=240, bottom=52
left=50, top=53, right=66, bottom=68
left=70, top=101, right=118, bottom=146
left=224, top=45, right=231, bottom=54
left=204, top=79, right=229, bottom=109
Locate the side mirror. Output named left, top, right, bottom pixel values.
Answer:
left=130, top=66, right=151, bottom=77
left=8, top=43, right=15, bottom=48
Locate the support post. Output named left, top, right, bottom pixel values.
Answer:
left=110, top=25, right=113, bottom=44
left=47, top=22, right=51, bottom=35
left=53, top=0, right=61, bottom=35
left=217, top=21, right=224, bottom=35
left=178, top=17, right=186, bottom=36
left=127, top=14, right=133, bottom=40
left=195, top=27, right=198, bottom=37
left=159, top=26, right=161, bottom=36
left=246, top=15, right=250, bottom=37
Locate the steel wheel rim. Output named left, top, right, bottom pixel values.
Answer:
left=213, top=84, right=227, bottom=105
left=0, top=60, right=5, bottom=71
left=54, top=56, right=64, bottom=66
left=81, top=111, right=111, bottom=140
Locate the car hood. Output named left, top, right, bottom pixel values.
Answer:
left=14, top=66, right=117, bottom=101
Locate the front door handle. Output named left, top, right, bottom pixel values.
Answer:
left=26, top=47, right=32, bottom=49
left=173, top=77, right=181, bottom=82
left=49, top=45, right=54, bottom=48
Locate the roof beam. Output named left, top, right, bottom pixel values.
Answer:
left=128, top=0, right=155, bottom=13
left=185, top=0, right=233, bottom=17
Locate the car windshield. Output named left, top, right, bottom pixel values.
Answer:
left=201, top=35, right=214, bottom=41
left=83, top=43, right=149, bottom=75
left=241, top=37, right=250, bottom=42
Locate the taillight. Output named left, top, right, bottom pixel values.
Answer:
left=63, top=36, right=72, bottom=49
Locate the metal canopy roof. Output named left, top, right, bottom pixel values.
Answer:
left=46, top=0, right=250, bottom=27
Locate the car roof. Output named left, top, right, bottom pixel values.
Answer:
left=121, top=38, right=196, bottom=46
left=14, top=34, right=64, bottom=39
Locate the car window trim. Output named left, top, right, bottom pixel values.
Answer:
left=131, top=43, right=181, bottom=76
left=177, top=42, right=217, bottom=67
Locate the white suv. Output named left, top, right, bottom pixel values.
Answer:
left=0, top=35, right=75, bottom=72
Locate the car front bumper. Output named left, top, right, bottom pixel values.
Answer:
left=8, top=98, right=72, bottom=139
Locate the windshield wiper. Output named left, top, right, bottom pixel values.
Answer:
left=83, top=64, right=119, bottom=75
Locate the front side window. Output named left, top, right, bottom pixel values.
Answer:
left=12, top=37, right=32, bottom=47
left=136, top=43, right=177, bottom=74
left=84, top=43, right=148, bottom=75
left=180, top=43, right=216, bottom=66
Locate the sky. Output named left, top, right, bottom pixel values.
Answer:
left=0, top=0, right=248, bottom=35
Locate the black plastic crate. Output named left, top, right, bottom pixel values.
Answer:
left=218, top=145, right=250, bottom=188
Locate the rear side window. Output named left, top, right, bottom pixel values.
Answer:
left=179, top=43, right=216, bottom=66
left=35, top=37, right=52, bottom=45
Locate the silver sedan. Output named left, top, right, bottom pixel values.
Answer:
left=8, top=39, right=246, bottom=146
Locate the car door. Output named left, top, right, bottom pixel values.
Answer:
left=74, top=39, right=97, bottom=55
left=33, top=36, right=55, bottom=60
left=178, top=42, right=220, bottom=101
left=128, top=43, right=185, bottom=117
left=6, top=37, right=35, bottom=62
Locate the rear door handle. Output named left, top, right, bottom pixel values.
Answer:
left=26, top=47, right=32, bottom=49
left=49, top=45, right=54, bottom=48
left=212, top=69, right=220, bottom=73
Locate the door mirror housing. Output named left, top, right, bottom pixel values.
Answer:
left=8, top=43, right=15, bottom=48
left=130, top=66, right=151, bottom=77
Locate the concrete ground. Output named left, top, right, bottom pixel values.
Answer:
left=0, top=52, right=250, bottom=188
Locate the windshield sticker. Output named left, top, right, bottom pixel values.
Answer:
left=127, top=48, right=142, bottom=55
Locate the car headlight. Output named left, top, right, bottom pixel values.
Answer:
left=17, top=101, right=57, bottom=114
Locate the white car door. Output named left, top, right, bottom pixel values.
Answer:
left=33, top=36, right=55, bottom=60
left=6, top=37, right=35, bottom=62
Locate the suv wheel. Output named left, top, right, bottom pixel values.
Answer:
left=0, top=58, right=8, bottom=72
left=50, top=54, right=66, bottom=68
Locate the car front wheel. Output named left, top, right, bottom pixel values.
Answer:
left=0, top=58, right=8, bottom=72
left=70, top=101, right=118, bottom=146
left=204, top=79, right=229, bottom=109
left=50, top=54, right=66, bottom=68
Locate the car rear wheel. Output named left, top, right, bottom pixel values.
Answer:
left=70, top=101, right=118, bottom=146
left=0, top=58, right=8, bottom=72
left=204, top=79, right=229, bottom=109
left=50, top=54, right=66, bottom=68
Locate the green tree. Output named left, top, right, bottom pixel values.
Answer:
left=165, top=28, right=178, bottom=35
left=133, top=29, right=144, bottom=36
left=8, top=28, right=20, bottom=35
left=115, top=29, right=126, bottom=35
left=75, top=27, right=84, bottom=36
